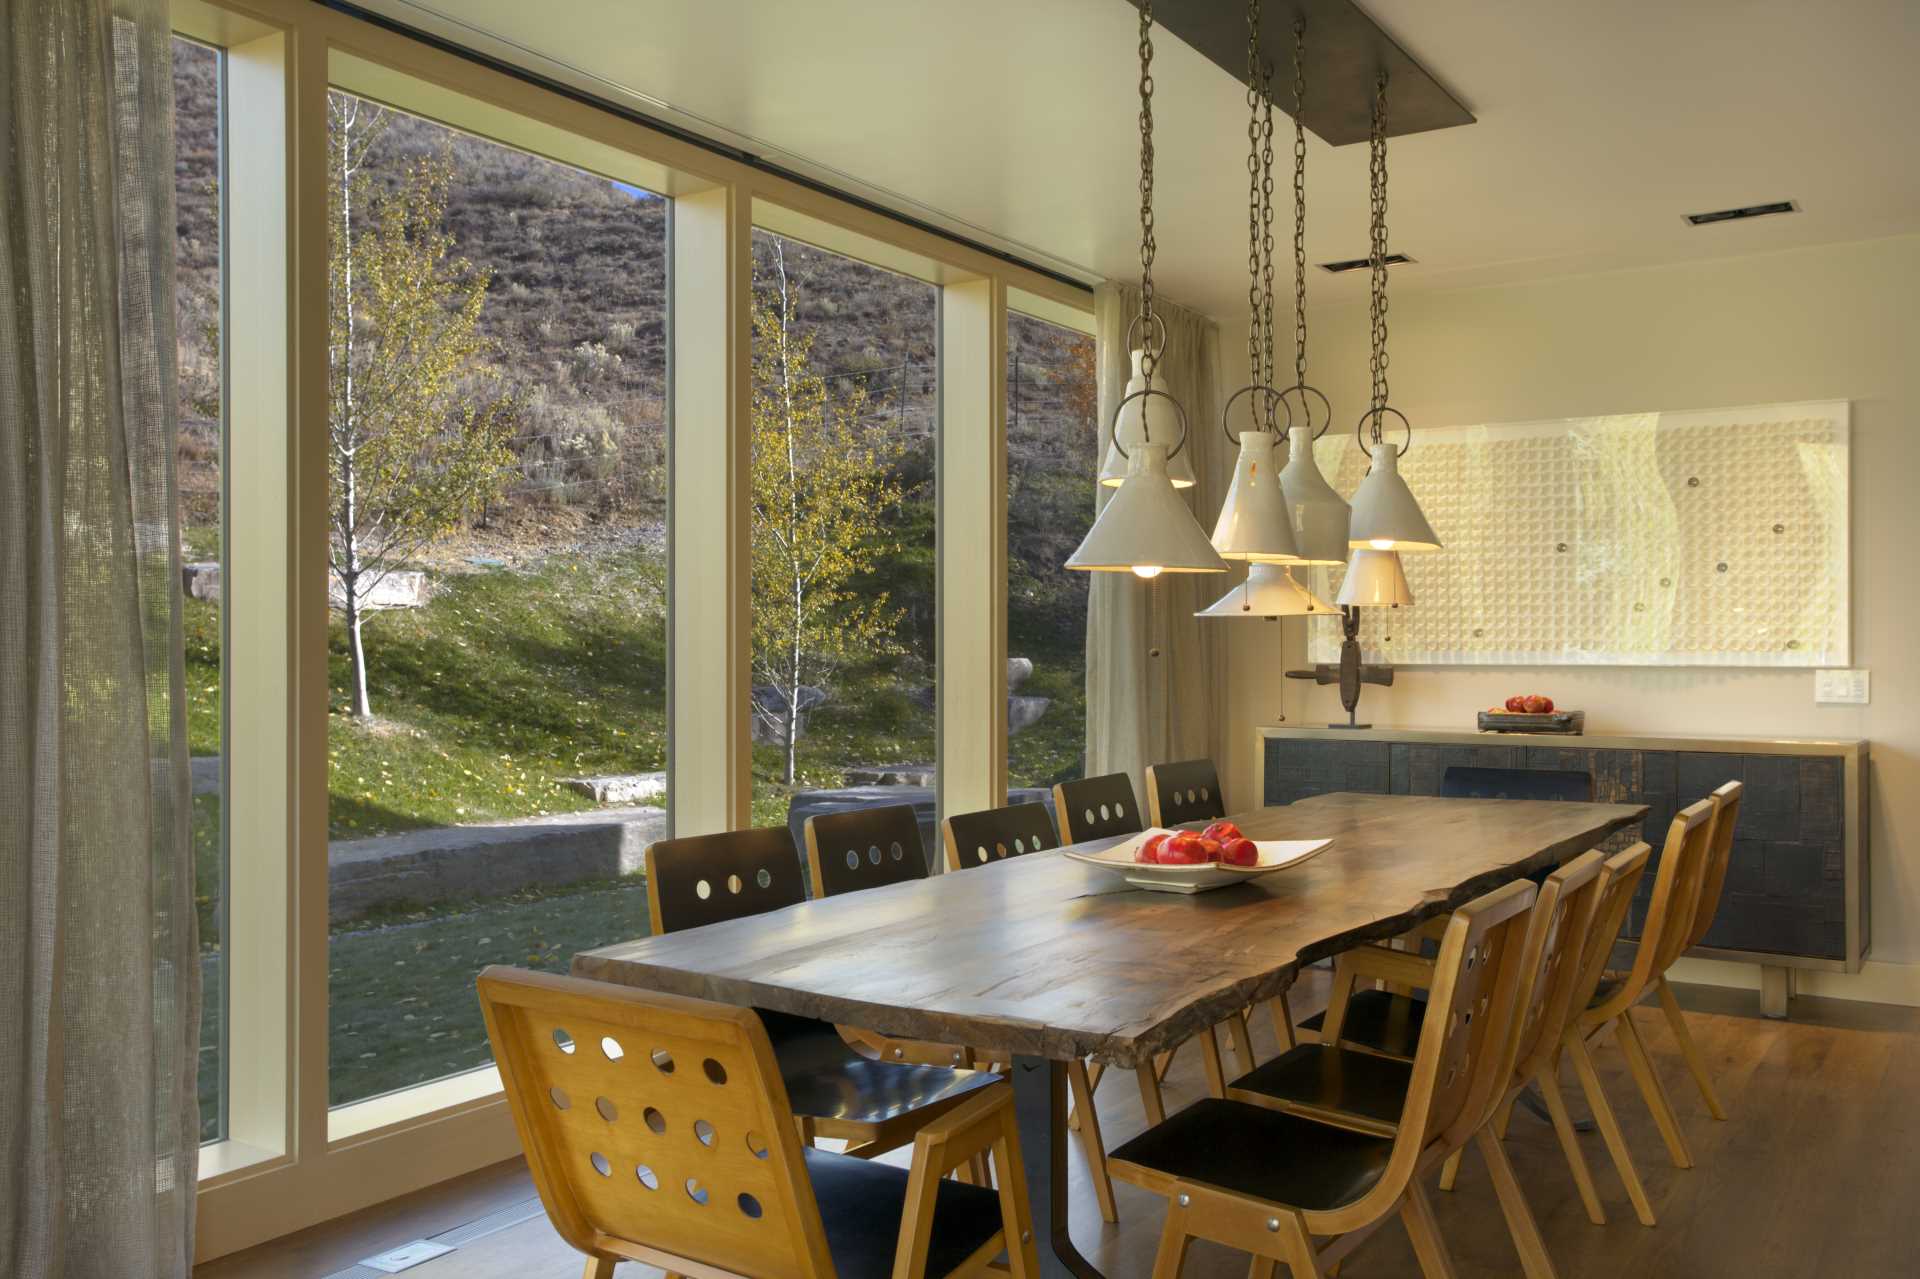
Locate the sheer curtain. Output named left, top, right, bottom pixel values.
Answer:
left=1084, top=283, right=1229, bottom=802
left=1, top=1, right=199, bottom=1274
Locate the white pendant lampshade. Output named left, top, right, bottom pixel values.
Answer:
left=1336, top=548, right=1414, bottom=607
left=1197, top=562, right=1338, bottom=617
left=1279, top=424, right=1352, bottom=564
left=1349, top=441, right=1440, bottom=551
left=1099, top=349, right=1196, bottom=489
left=1068, top=441, right=1227, bottom=577
left=1210, top=429, right=1301, bottom=562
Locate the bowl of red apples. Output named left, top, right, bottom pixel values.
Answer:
left=1476, top=695, right=1585, bottom=735
left=1065, top=819, right=1333, bottom=894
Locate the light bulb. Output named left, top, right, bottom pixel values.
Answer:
left=1131, top=565, right=1164, bottom=579
left=1370, top=538, right=1395, bottom=550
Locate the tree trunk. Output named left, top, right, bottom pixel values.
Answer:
left=784, top=689, right=798, bottom=787
left=342, top=566, right=372, bottom=719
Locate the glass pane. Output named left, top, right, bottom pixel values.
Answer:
left=1006, top=313, right=1095, bottom=790
left=748, top=232, right=937, bottom=875
left=173, top=33, right=226, bottom=1145
left=323, top=90, right=668, bottom=1108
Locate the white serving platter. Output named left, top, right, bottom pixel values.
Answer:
left=1064, top=828, right=1334, bottom=894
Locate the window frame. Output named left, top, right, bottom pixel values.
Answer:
left=172, top=0, right=1091, bottom=1261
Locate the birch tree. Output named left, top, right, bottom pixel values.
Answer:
left=327, top=96, right=514, bottom=718
left=749, top=240, right=905, bottom=784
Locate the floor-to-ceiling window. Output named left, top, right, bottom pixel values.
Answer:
left=1006, top=311, right=1096, bottom=790
left=172, top=31, right=227, bottom=1145
left=747, top=231, right=938, bottom=862
left=321, top=90, right=669, bottom=1109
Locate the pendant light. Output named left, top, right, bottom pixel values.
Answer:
left=1274, top=17, right=1352, bottom=566
left=1345, top=73, right=1441, bottom=554
left=1336, top=547, right=1414, bottom=607
left=1197, top=3, right=1334, bottom=619
left=1098, top=324, right=1196, bottom=490
left=1067, top=0, right=1225, bottom=579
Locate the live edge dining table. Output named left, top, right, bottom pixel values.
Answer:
left=574, top=791, right=1646, bottom=1278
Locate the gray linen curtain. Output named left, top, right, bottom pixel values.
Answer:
left=1, top=0, right=199, bottom=1274
left=1084, top=283, right=1229, bottom=803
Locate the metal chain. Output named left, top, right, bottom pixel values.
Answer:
left=1366, top=71, right=1391, bottom=438
left=1137, top=0, right=1158, bottom=384
left=1245, top=0, right=1263, bottom=408
left=1291, top=16, right=1308, bottom=392
left=1259, top=52, right=1277, bottom=427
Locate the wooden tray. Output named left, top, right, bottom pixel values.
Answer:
left=1477, top=709, right=1585, bottom=735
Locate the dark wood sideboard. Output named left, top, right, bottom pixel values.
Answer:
left=1260, top=726, right=1870, bottom=1017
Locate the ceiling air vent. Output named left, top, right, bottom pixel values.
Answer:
left=1319, top=253, right=1414, bottom=274
left=1684, top=200, right=1798, bottom=226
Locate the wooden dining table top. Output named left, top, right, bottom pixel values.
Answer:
left=573, top=792, right=1646, bottom=1067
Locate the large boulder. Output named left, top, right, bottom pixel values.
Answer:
left=751, top=685, right=829, bottom=744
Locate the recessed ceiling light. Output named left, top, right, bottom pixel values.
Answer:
left=1684, top=200, right=1798, bottom=226
left=1318, top=253, right=1414, bottom=274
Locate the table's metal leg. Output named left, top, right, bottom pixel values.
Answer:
left=1012, top=1055, right=1107, bottom=1279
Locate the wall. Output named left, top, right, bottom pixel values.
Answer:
left=1219, top=234, right=1919, bottom=987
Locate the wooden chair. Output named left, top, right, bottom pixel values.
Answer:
left=803, top=805, right=986, bottom=1073
left=1051, top=772, right=1144, bottom=843
left=1143, top=758, right=1227, bottom=828
left=1650, top=780, right=1743, bottom=1120
left=1561, top=798, right=1717, bottom=1227
left=941, top=802, right=1058, bottom=873
left=478, top=967, right=1038, bottom=1279
left=646, top=828, right=998, bottom=1158
left=1107, top=878, right=1542, bottom=1278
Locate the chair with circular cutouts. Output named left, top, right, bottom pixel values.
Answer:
left=939, top=802, right=1058, bottom=874
left=478, top=967, right=1038, bottom=1279
left=802, top=803, right=930, bottom=899
left=645, top=827, right=1000, bottom=1162
left=1143, top=758, right=1227, bottom=829
left=1050, top=772, right=1144, bottom=844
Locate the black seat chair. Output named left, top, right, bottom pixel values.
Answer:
left=940, top=801, right=1057, bottom=872
left=1144, top=757, right=1228, bottom=827
left=1300, top=766, right=1594, bottom=1054
left=1052, top=772, right=1144, bottom=843
left=802, top=802, right=931, bottom=896
left=645, top=827, right=996, bottom=1156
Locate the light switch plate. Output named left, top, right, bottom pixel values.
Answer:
left=1814, top=668, right=1870, bottom=705
left=358, top=1240, right=455, bottom=1273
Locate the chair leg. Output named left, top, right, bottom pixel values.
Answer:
left=1137, top=1060, right=1169, bottom=1126
left=1067, top=1059, right=1119, bottom=1223
left=581, top=1258, right=617, bottom=1279
left=1538, top=1063, right=1607, bottom=1226
left=1494, top=1096, right=1516, bottom=1141
left=1227, top=1011, right=1257, bottom=1069
left=1268, top=992, right=1297, bottom=1050
left=1615, top=1009, right=1693, bottom=1169
left=1200, top=1028, right=1229, bottom=1098
left=991, top=1120, right=1041, bottom=1279
left=1476, top=1127, right=1559, bottom=1279
left=1655, top=975, right=1727, bottom=1120
left=1272, top=1210, right=1323, bottom=1278
left=1437, top=1146, right=1466, bottom=1192
left=1398, top=1181, right=1462, bottom=1279
left=1155, top=1044, right=1179, bottom=1083
left=1566, top=1030, right=1656, bottom=1226
left=1150, top=1201, right=1194, bottom=1279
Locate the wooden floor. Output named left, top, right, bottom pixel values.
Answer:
left=198, top=973, right=1920, bottom=1279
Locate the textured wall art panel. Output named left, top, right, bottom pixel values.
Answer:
left=1304, top=400, right=1849, bottom=666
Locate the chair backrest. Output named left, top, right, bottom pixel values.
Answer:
left=646, top=827, right=805, bottom=935
left=803, top=803, right=929, bottom=897
left=1052, top=772, right=1145, bottom=843
left=1685, top=780, right=1744, bottom=950
left=1647, top=798, right=1718, bottom=977
left=1440, top=765, right=1593, bottom=803
left=942, top=802, right=1058, bottom=872
left=478, top=967, right=835, bottom=1278
left=1500, top=848, right=1613, bottom=1091
left=1567, top=842, right=1653, bottom=1017
left=1144, top=758, right=1227, bottom=827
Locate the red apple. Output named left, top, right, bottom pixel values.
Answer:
left=1136, top=833, right=1169, bottom=864
left=1159, top=833, right=1209, bottom=865
left=1202, top=820, right=1243, bottom=844
left=1221, top=836, right=1259, bottom=867
left=1523, top=694, right=1554, bottom=714
left=1196, top=837, right=1224, bottom=863
left=1504, top=695, right=1528, bottom=712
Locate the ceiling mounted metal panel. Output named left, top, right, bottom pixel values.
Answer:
left=1139, top=0, right=1474, bottom=145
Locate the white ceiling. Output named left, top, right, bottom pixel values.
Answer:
left=357, top=0, right=1920, bottom=320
